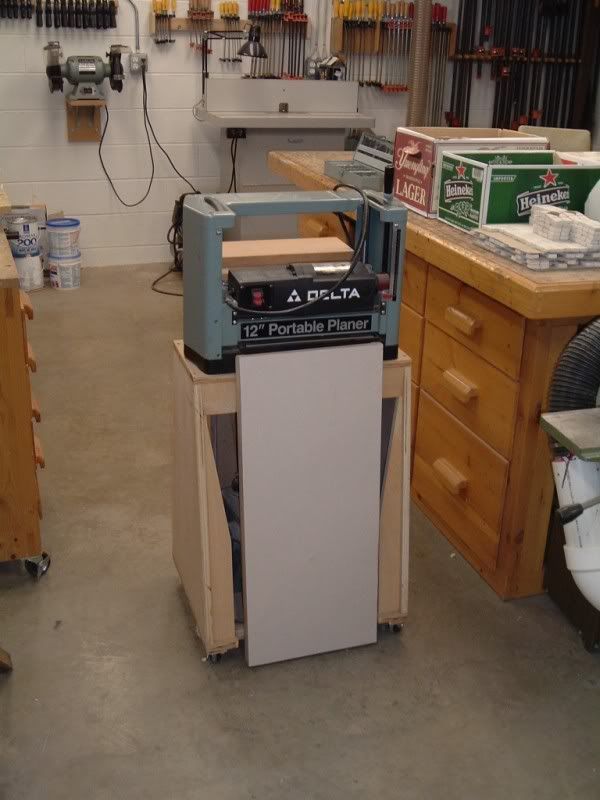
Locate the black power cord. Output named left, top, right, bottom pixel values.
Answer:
left=227, top=136, right=239, bottom=193
left=98, top=64, right=199, bottom=294
left=224, top=184, right=369, bottom=317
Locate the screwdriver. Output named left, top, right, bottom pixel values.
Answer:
left=61, top=0, right=66, bottom=24
left=20, top=0, right=27, bottom=19
left=102, top=0, right=108, bottom=27
left=0, top=0, right=6, bottom=19
left=67, top=0, right=73, bottom=24
left=82, top=0, right=87, bottom=26
left=36, top=0, right=43, bottom=24
left=75, top=0, right=81, bottom=25
left=45, top=0, right=52, bottom=25
left=53, top=0, right=60, bottom=25
left=27, top=0, right=33, bottom=17
left=95, top=0, right=101, bottom=27
left=7, top=0, right=13, bottom=17
left=108, top=0, right=115, bottom=26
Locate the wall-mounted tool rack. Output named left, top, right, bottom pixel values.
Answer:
left=330, top=1, right=455, bottom=93
left=448, top=0, right=600, bottom=130
left=0, top=0, right=118, bottom=28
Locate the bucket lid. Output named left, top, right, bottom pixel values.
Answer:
left=47, top=218, right=80, bottom=228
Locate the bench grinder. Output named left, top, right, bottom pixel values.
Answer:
left=44, top=41, right=127, bottom=100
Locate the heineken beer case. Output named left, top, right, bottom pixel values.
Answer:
left=438, top=151, right=600, bottom=232
left=392, top=127, right=549, bottom=216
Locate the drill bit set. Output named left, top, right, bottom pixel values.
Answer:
left=153, top=0, right=175, bottom=44
left=219, top=2, right=242, bottom=64
left=188, top=0, right=213, bottom=51
left=247, top=0, right=307, bottom=79
left=1, top=0, right=116, bottom=27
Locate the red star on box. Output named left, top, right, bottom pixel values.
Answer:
left=455, top=164, right=466, bottom=178
left=540, top=169, right=558, bottom=188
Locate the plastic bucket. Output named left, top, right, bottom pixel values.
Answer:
left=49, top=253, right=81, bottom=290
left=7, top=216, right=40, bottom=258
left=16, top=254, right=44, bottom=292
left=47, top=218, right=80, bottom=257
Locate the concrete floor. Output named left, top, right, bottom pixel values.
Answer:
left=1, top=265, right=599, bottom=800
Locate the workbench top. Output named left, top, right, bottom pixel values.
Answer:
left=268, top=150, right=600, bottom=321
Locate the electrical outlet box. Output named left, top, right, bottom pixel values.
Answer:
left=226, top=128, right=247, bottom=139
left=130, top=52, right=149, bottom=74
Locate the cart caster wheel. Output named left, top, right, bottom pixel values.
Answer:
left=583, top=638, right=599, bottom=654
left=207, top=653, right=222, bottom=665
left=391, top=623, right=403, bottom=634
left=24, top=552, right=51, bottom=580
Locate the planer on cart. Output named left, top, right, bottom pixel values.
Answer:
left=182, top=190, right=407, bottom=373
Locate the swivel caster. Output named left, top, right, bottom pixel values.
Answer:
left=24, top=552, right=51, bottom=580
left=207, top=653, right=222, bottom=665
left=391, top=623, right=403, bottom=634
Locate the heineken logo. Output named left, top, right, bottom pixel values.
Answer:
left=444, top=180, right=473, bottom=201
left=516, top=186, right=570, bottom=216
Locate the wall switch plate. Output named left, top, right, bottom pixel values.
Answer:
left=130, top=52, right=149, bottom=74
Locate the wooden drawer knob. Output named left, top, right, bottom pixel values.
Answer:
left=442, top=368, right=479, bottom=404
left=433, top=457, right=468, bottom=496
left=31, top=393, right=41, bottom=422
left=26, top=342, right=37, bottom=372
left=20, top=290, right=34, bottom=320
left=445, top=305, right=481, bottom=337
left=34, top=434, right=45, bottom=468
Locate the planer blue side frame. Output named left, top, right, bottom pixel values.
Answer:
left=183, top=190, right=407, bottom=373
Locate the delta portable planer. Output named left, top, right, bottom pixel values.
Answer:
left=183, top=190, right=407, bottom=373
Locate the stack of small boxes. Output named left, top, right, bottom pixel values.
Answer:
left=530, top=206, right=600, bottom=247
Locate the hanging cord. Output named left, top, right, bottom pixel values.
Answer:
left=98, top=77, right=155, bottom=207
left=227, top=136, right=239, bottom=193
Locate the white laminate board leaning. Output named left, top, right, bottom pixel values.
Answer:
left=236, top=343, right=383, bottom=666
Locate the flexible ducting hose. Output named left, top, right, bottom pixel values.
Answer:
left=548, top=318, right=600, bottom=414
left=406, top=0, right=432, bottom=126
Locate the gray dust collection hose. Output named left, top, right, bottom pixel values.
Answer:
left=548, top=318, right=600, bottom=414
left=406, top=0, right=432, bottom=126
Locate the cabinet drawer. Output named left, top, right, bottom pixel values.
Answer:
left=421, top=323, right=518, bottom=458
left=426, top=268, right=524, bottom=379
left=399, top=304, right=424, bottom=384
left=413, top=392, right=509, bottom=570
left=402, top=252, right=427, bottom=314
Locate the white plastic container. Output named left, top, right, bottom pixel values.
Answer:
left=49, top=253, right=81, bottom=290
left=16, top=253, right=44, bottom=292
left=7, top=216, right=40, bottom=258
left=47, top=218, right=80, bottom=257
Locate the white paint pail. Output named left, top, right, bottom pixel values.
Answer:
left=47, top=218, right=81, bottom=257
left=16, top=254, right=44, bottom=292
left=49, top=253, right=81, bottom=290
left=7, top=216, right=40, bottom=258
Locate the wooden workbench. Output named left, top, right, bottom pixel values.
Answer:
left=0, top=227, right=44, bottom=565
left=268, top=149, right=600, bottom=600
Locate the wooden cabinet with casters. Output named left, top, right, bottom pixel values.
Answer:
left=0, top=231, right=49, bottom=578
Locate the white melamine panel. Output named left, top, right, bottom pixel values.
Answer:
left=0, top=143, right=213, bottom=181
left=237, top=343, right=382, bottom=666
left=206, top=77, right=360, bottom=113
left=3, top=177, right=218, bottom=214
